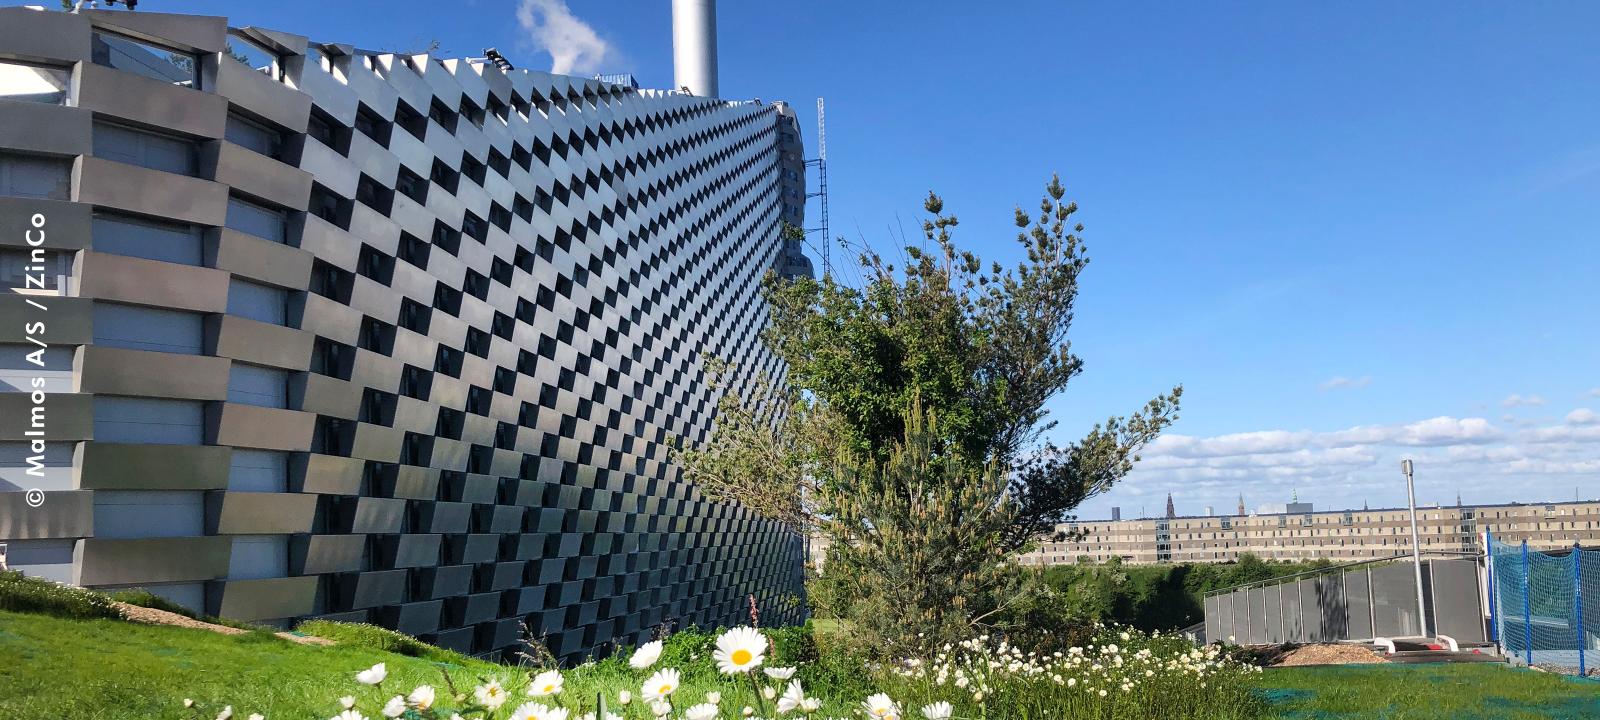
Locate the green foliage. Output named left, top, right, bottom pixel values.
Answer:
left=1267, top=663, right=1600, bottom=719
left=0, top=570, right=120, bottom=621
left=294, top=620, right=474, bottom=666
left=1037, top=555, right=1335, bottom=631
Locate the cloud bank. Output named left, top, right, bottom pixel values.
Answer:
left=1087, top=408, right=1600, bottom=518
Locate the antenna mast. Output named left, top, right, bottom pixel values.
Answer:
left=805, top=97, right=830, bottom=276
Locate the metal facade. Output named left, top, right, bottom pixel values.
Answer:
left=0, top=7, right=808, bottom=661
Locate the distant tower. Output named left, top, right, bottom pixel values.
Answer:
left=1165, top=493, right=1176, bottom=519
left=1236, top=494, right=1246, bottom=517
left=1111, top=506, right=1122, bottom=521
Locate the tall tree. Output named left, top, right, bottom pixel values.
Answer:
left=678, top=177, right=1181, bottom=649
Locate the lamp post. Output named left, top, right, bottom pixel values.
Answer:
left=1402, top=459, right=1429, bottom=638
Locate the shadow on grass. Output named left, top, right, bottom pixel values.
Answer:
left=1262, top=663, right=1600, bottom=720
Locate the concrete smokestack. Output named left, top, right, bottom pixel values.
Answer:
left=672, top=0, right=718, bottom=98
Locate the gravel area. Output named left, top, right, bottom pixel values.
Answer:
left=1273, top=644, right=1389, bottom=666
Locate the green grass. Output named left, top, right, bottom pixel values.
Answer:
left=0, top=609, right=508, bottom=719
left=1262, top=663, right=1600, bottom=720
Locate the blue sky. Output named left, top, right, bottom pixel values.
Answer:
left=61, top=0, right=1600, bottom=517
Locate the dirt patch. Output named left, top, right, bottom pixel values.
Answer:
left=112, top=601, right=333, bottom=645
left=1273, top=644, right=1389, bottom=667
left=114, top=601, right=247, bottom=635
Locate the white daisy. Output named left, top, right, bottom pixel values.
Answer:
left=475, top=679, right=508, bottom=710
left=921, top=701, right=952, bottom=720
left=713, top=626, right=767, bottom=674
left=380, top=696, right=405, bottom=718
left=630, top=640, right=665, bottom=669
left=641, top=667, right=681, bottom=701
left=763, top=666, right=797, bottom=680
left=356, top=663, right=388, bottom=686
left=408, top=685, right=436, bottom=710
left=777, top=680, right=805, bottom=714
left=862, top=693, right=899, bottom=719
left=528, top=670, right=564, bottom=697
left=684, top=703, right=720, bottom=720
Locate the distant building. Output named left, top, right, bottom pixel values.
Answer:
left=1020, top=500, right=1600, bottom=566
left=1165, top=494, right=1176, bottom=519
left=1111, top=506, right=1121, bottom=521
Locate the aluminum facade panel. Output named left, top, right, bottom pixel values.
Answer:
left=0, top=8, right=809, bottom=663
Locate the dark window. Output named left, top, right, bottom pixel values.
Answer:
left=356, top=244, right=394, bottom=285
left=463, top=270, right=489, bottom=301
left=311, top=338, right=354, bottom=380
left=434, top=345, right=464, bottom=378
left=466, top=386, right=491, bottom=415
left=306, top=106, right=349, bottom=155
left=488, top=149, right=511, bottom=177
left=309, top=260, right=353, bottom=303
left=398, top=232, right=430, bottom=268
left=428, top=99, right=458, bottom=133
left=309, top=183, right=349, bottom=228
left=399, top=365, right=432, bottom=401
left=395, top=101, right=427, bottom=140
left=353, top=104, right=390, bottom=146
left=489, top=203, right=513, bottom=232
left=465, top=327, right=491, bottom=358
left=433, top=282, right=463, bottom=316
left=358, top=317, right=395, bottom=354
left=459, top=98, right=485, bottom=128
left=429, top=159, right=460, bottom=194
left=355, top=173, right=392, bottom=213
left=431, top=221, right=461, bottom=256
left=462, top=212, right=488, bottom=242
left=461, top=155, right=487, bottom=186
left=398, top=297, right=431, bottom=334
left=395, top=166, right=427, bottom=203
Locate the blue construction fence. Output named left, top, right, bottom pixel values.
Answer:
left=1488, top=534, right=1598, bottom=672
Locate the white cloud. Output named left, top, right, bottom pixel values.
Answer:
left=1086, top=411, right=1600, bottom=520
left=517, top=0, right=613, bottom=75
left=1318, top=375, right=1371, bottom=391
left=1587, top=388, right=1600, bottom=399
left=1564, top=408, right=1598, bottom=426
left=1502, top=393, right=1547, bottom=408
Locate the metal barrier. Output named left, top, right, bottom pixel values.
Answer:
left=1488, top=534, right=1596, bottom=672
left=1203, top=555, right=1485, bottom=646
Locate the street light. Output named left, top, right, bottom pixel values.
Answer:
left=1402, top=459, right=1429, bottom=638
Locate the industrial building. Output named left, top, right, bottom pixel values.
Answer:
left=1021, top=499, right=1600, bottom=566
left=0, top=1, right=810, bottom=661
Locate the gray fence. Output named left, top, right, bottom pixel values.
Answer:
left=1204, top=558, right=1485, bottom=645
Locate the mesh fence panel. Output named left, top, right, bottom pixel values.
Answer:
left=1490, top=537, right=1596, bottom=670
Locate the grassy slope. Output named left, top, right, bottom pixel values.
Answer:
left=6, top=607, right=1600, bottom=719
left=0, top=610, right=506, bottom=719
left=1264, top=664, right=1600, bottom=720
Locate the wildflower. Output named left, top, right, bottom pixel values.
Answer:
left=356, top=663, right=388, bottom=686
left=408, top=685, right=436, bottom=710
left=381, top=696, right=406, bottom=718
left=741, top=707, right=755, bottom=717
left=684, top=703, right=720, bottom=720
left=800, top=697, right=821, bottom=713
left=762, top=686, right=777, bottom=701
left=1098, top=689, right=1108, bottom=698
left=340, top=696, right=357, bottom=710
left=650, top=700, right=672, bottom=717
left=763, top=666, right=797, bottom=680
left=973, top=691, right=984, bottom=702
left=331, top=712, right=367, bottom=720
left=510, top=702, right=570, bottom=720
left=630, top=640, right=665, bottom=669
left=475, top=680, right=508, bottom=710
left=705, top=691, right=721, bottom=705
left=861, top=693, right=899, bottom=719
left=921, top=702, right=953, bottom=720
left=216, top=708, right=234, bottom=720
left=581, top=714, right=623, bottom=720
left=529, top=670, right=564, bottom=697
left=248, top=715, right=264, bottom=720
left=714, top=626, right=767, bottom=674
left=618, top=690, right=632, bottom=706
left=777, top=681, right=805, bottom=714
left=641, top=668, right=681, bottom=701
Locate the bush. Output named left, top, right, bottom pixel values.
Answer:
left=294, top=620, right=472, bottom=665
left=0, top=570, right=120, bottom=620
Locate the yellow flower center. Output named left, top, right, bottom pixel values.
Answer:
left=731, top=649, right=753, bottom=665
left=659, top=684, right=672, bottom=694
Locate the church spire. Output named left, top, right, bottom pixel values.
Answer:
left=1165, top=493, right=1176, bottom=519
left=1237, top=494, right=1246, bottom=517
